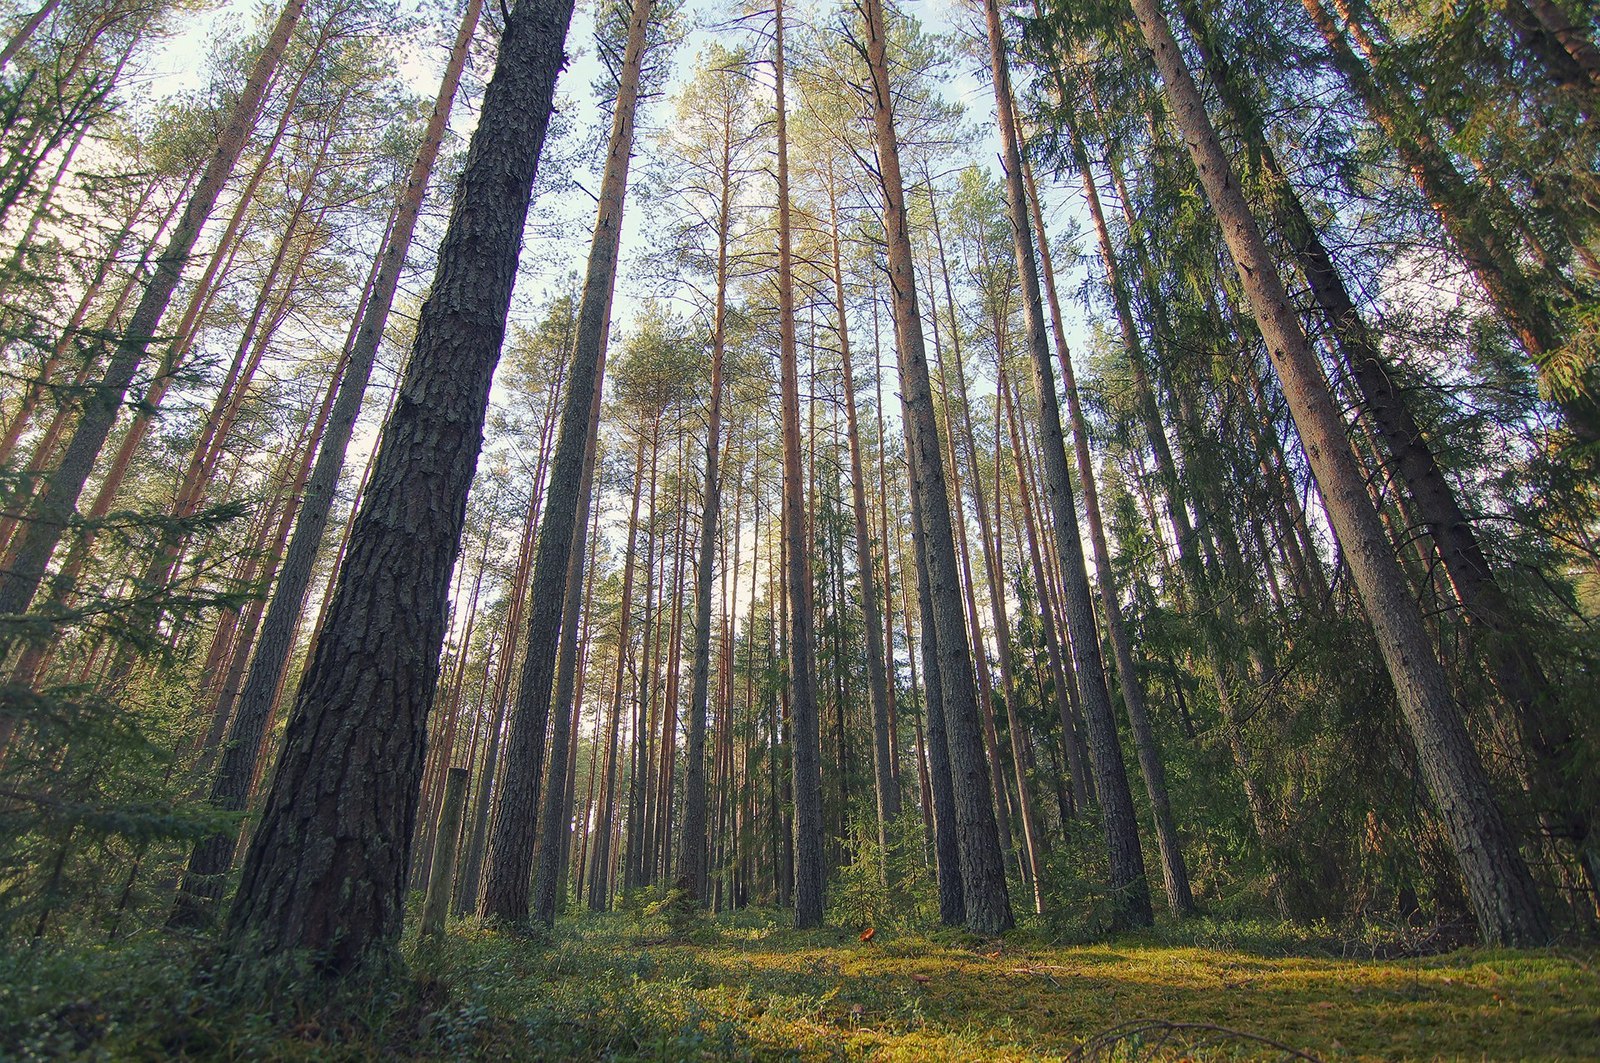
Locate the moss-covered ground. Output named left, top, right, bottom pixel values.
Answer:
left=3, top=910, right=1595, bottom=1059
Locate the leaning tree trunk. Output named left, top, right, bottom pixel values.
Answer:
left=1015, top=78, right=1193, bottom=915
left=1176, top=0, right=1593, bottom=904
left=1128, top=0, right=1550, bottom=946
left=1298, top=0, right=1596, bottom=441
left=0, top=0, right=62, bottom=69
left=478, top=0, right=653, bottom=925
left=860, top=0, right=1012, bottom=936
left=168, top=0, right=485, bottom=928
left=222, top=0, right=576, bottom=975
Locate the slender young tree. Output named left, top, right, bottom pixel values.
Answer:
left=824, top=159, right=902, bottom=880
left=675, top=47, right=752, bottom=905
left=531, top=350, right=608, bottom=927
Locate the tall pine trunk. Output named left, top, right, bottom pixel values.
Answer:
left=223, top=0, right=575, bottom=974
left=773, top=0, right=825, bottom=929
left=479, top=0, right=653, bottom=925
left=984, top=0, right=1151, bottom=929
left=169, top=0, right=484, bottom=926
left=825, top=163, right=901, bottom=881
left=859, top=0, right=1012, bottom=935
left=678, top=105, right=735, bottom=903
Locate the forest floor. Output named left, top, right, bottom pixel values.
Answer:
left=3, top=908, right=1596, bottom=1060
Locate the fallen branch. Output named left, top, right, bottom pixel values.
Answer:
left=1071, top=1019, right=1324, bottom=1062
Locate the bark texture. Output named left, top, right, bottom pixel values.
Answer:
left=170, top=0, right=482, bottom=926
left=223, top=0, right=575, bottom=973
left=861, top=0, right=1012, bottom=935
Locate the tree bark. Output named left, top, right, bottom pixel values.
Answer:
left=168, top=0, right=484, bottom=926
left=478, top=0, right=651, bottom=925
left=985, top=0, right=1151, bottom=929
left=222, top=0, right=575, bottom=974
left=773, top=0, right=825, bottom=930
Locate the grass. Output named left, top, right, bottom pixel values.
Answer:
left=2, top=908, right=1595, bottom=1060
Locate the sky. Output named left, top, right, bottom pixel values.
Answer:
left=126, top=0, right=1093, bottom=343
left=112, top=0, right=1107, bottom=644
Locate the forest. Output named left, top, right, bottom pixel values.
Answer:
left=0, top=0, right=1597, bottom=1054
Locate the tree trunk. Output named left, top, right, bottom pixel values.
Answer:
left=531, top=355, right=607, bottom=927
left=860, top=0, right=1012, bottom=935
left=478, top=0, right=651, bottom=925
left=222, top=0, right=575, bottom=975
left=678, top=116, right=733, bottom=902
left=923, top=193, right=1021, bottom=862
left=773, top=0, right=824, bottom=930
left=168, top=0, right=483, bottom=926
left=589, top=429, right=649, bottom=911
left=825, top=163, right=901, bottom=881
left=907, top=457, right=964, bottom=927
left=1128, top=0, right=1551, bottom=945
left=1017, top=85, right=1193, bottom=917
left=985, top=0, right=1152, bottom=929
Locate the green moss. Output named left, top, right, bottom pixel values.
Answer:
left=4, top=913, right=1595, bottom=1059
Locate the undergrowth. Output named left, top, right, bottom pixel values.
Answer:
left=1, top=909, right=1595, bottom=1060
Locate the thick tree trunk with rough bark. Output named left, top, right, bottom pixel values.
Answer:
left=168, top=0, right=484, bottom=927
left=221, top=0, right=575, bottom=975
